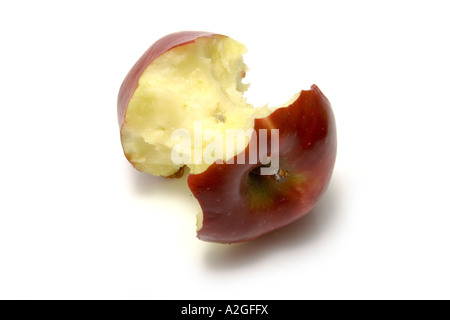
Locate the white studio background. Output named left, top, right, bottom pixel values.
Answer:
left=0, top=0, right=449, bottom=299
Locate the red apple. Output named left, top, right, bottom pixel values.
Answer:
left=117, top=31, right=337, bottom=243
left=188, top=85, right=336, bottom=243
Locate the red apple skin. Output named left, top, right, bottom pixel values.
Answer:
left=117, top=31, right=219, bottom=129
left=188, top=85, right=337, bottom=243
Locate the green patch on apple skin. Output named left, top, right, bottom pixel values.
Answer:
left=244, top=166, right=305, bottom=210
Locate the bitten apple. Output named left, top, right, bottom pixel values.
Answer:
left=118, top=31, right=337, bottom=243
left=118, top=31, right=270, bottom=177
left=188, top=85, right=336, bottom=243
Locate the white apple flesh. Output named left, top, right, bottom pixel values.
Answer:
left=118, top=32, right=271, bottom=177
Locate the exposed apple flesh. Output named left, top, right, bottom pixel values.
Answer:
left=188, top=85, right=336, bottom=243
left=118, top=32, right=270, bottom=177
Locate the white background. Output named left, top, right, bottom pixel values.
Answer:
left=0, top=0, right=449, bottom=300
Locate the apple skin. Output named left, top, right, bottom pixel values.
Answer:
left=188, top=85, right=337, bottom=243
left=117, top=31, right=218, bottom=129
